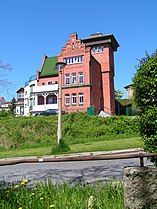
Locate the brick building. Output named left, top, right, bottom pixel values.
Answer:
left=57, top=32, right=119, bottom=115
left=19, top=32, right=119, bottom=116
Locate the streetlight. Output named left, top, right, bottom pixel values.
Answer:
left=56, top=62, right=67, bottom=144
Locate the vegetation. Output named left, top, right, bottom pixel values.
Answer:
left=0, top=60, right=13, bottom=91
left=115, top=89, right=123, bottom=100
left=8, top=97, right=16, bottom=115
left=133, top=51, right=157, bottom=165
left=0, top=113, right=139, bottom=151
left=52, top=139, right=70, bottom=155
left=0, top=180, right=124, bottom=209
left=0, top=137, right=143, bottom=159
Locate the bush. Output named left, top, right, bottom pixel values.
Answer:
left=52, top=139, right=70, bottom=155
left=133, top=51, right=157, bottom=165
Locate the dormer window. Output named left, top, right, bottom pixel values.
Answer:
left=92, top=45, right=104, bottom=53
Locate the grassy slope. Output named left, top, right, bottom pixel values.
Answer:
left=0, top=113, right=141, bottom=158
left=0, top=137, right=143, bottom=159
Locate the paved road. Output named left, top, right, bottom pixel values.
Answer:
left=0, top=158, right=151, bottom=185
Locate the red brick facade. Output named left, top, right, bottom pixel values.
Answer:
left=58, top=32, right=119, bottom=115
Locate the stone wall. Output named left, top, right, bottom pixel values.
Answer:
left=124, top=166, right=157, bottom=209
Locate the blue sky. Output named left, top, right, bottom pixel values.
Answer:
left=0, top=0, right=157, bottom=100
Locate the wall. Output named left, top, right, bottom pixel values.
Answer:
left=90, top=56, right=103, bottom=114
left=124, top=166, right=157, bottom=209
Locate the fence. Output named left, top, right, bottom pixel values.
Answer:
left=0, top=152, right=157, bottom=166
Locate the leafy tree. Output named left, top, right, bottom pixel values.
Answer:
left=133, top=51, right=157, bottom=165
left=9, top=97, right=16, bottom=115
left=115, top=89, right=123, bottom=100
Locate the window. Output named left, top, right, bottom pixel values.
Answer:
left=48, top=82, right=52, bottom=85
left=17, top=92, right=24, bottom=99
left=42, top=82, right=45, bottom=85
left=30, top=84, right=35, bottom=93
left=92, top=45, right=104, bottom=53
left=72, top=73, right=77, bottom=84
left=65, top=94, right=70, bottom=105
left=72, top=93, right=77, bottom=105
left=65, top=74, right=70, bottom=85
left=64, top=56, right=83, bottom=65
left=78, top=72, right=84, bottom=84
left=78, top=93, right=84, bottom=105
left=38, top=96, right=44, bottom=105
left=46, top=95, right=57, bottom=104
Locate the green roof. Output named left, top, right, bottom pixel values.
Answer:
left=40, top=56, right=58, bottom=77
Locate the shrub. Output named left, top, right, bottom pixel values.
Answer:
left=52, top=139, right=70, bottom=155
left=133, top=51, right=157, bottom=165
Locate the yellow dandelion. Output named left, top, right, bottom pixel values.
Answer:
left=18, top=207, right=22, bottom=209
left=21, top=181, right=25, bottom=185
left=22, top=179, right=28, bottom=183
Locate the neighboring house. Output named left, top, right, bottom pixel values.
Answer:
left=24, top=75, right=37, bottom=116
left=0, top=97, right=5, bottom=106
left=16, top=87, right=24, bottom=115
left=17, top=32, right=119, bottom=116
left=124, top=84, right=133, bottom=99
left=0, top=101, right=11, bottom=111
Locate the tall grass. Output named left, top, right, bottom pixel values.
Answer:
left=0, top=113, right=139, bottom=150
left=0, top=180, right=124, bottom=209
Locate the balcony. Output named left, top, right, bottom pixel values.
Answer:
left=32, top=84, right=58, bottom=94
left=30, top=104, right=58, bottom=112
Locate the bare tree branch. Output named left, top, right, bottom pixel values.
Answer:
left=0, top=60, right=13, bottom=71
left=0, top=60, right=13, bottom=93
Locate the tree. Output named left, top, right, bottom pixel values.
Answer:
left=133, top=51, right=157, bottom=165
left=0, top=60, right=13, bottom=91
left=115, top=89, right=123, bottom=100
left=9, top=97, right=16, bottom=115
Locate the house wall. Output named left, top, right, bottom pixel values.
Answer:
left=91, top=44, right=115, bottom=115
left=58, top=33, right=91, bottom=113
left=90, top=56, right=103, bottom=114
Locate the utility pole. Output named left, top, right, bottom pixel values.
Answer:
left=56, top=62, right=66, bottom=144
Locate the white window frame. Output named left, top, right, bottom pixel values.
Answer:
left=72, top=73, right=77, bottom=84
left=92, top=45, right=104, bottom=53
left=63, top=56, right=83, bottom=65
left=78, top=72, right=84, bottom=84
left=65, top=94, right=70, bottom=105
left=65, top=74, right=70, bottom=85
left=72, top=93, right=77, bottom=105
left=78, top=93, right=84, bottom=105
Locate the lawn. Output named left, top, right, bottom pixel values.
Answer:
left=0, top=137, right=143, bottom=159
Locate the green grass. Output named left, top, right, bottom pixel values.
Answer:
left=0, top=180, right=124, bottom=209
left=0, top=137, right=143, bottom=159
left=0, top=113, right=139, bottom=150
